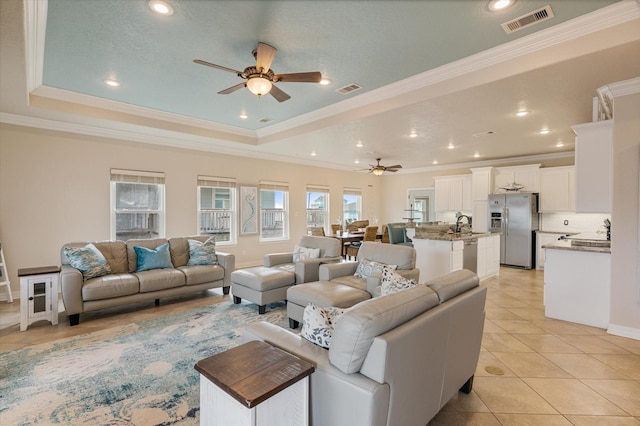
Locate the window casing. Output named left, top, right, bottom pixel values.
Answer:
left=306, top=185, right=329, bottom=234
left=198, top=176, right=237, bottom=245
left=343, top=188, right=362, bottom=227
left=111, top=169, right=165, bottom=241
left=260, top=181, right=289, bottom=241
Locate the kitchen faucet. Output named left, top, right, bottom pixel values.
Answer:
left=455, top=215, right=472, bottom=233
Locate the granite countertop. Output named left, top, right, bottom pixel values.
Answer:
left=413, top=231, right=495, bottom=241
left=543, top=240, right=611, bottom=254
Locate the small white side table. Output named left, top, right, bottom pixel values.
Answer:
left=195, top=340, right=314, bottom=426
left=19, top=266, right=60, bottom=331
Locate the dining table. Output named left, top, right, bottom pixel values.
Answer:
left=330, top=232, right=381, bottom=257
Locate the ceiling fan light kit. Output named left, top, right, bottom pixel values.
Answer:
left=194, top=42, right=322, bottom=102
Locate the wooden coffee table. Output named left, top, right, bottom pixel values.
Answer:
left=195, top=340, right=315, bottom=425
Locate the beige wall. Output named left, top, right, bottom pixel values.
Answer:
left=610, top=91, right=640, bottom=337
left=0, top=123, right=383, bottom=294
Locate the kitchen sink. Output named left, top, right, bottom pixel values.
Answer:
left=570, top=239, right=611, bottom=248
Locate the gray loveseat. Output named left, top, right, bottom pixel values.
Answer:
left=60, top=236, right=235, bottom=325
left=244, top=269, right=485, bottom=426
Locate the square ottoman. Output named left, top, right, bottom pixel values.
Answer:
left=286, top=281, right=371, bottom=328
left=231, top=267, right=296, bottom=314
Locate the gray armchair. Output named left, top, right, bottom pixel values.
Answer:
left=264, top=235, right=342, bottom=283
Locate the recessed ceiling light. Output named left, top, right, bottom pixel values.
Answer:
left=555, top=141, right=564, bottom=147
left=515, top=110, right=529, bottom=117
left=356, top=141, right=363, bottom=147
left=474, top=152, right=480, bottom=158
left=488, top=0, right=514, bottom=12
left=104, top=79, right=120, bottom=87
left=432, top=160, right=438, bottom=165
left=149, top=0, right=173, bottom=15
left=409, top=131, right=418, bottom=138
left=539, top=128, right=550, bottom=135
left=239, top=113, right=248, bottom=119
left=320, top=78, right=332, bottom=86
left=354, top=159, right=360, bottom=164
left=447, top=143, right=455, bottom=149
left=310, top=150, right=317, bottom=156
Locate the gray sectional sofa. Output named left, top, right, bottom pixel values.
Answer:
left=60, top=236, right=235, bottom=325
left=243, top=269, right=486, bottom=426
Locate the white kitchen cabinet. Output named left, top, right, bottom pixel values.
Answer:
left=434, top=175, right=472, bottom=212
left=536, top=232, right=561, bottom=270
left=412, top=238, right=464, bottom=282
left=538, top=166, right=575, bottom=212
left=472, top=200, right=488, bottom=233
left=486, top=234, right=500, bottom=277
left=470, top=167, right=494, bottom=201
left=573, top=120, right=613, bottom=213
left=493, top=164, right=540, bottom=193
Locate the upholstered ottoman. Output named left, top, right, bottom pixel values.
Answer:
left=286, top=281, right=371, bottom=328
left=231, top=267, right=296, bottom=314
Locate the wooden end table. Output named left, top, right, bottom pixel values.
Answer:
left=195, top=340, right=315, bottom=426
left=18, top=266, right=60, bottom=331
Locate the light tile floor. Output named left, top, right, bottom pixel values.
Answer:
left=0, top=267, right=638, bottom=425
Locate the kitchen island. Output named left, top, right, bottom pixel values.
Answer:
left=543, top=239, right=611, bottom=329
left=408, top=226, right=500, bottom=282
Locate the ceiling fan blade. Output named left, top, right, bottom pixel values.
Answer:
left=256, top=42, right=277, bottom=73
left=269, top=84, right=291, bottom=102
left=273, top=72, right=322, bottom=83
left=385, top=165, right=403, bottom=170
left=386, top=169, right=399, bottom=173
left=218, top=82, right=246, bottom=95
left=193, top=59, right=244, bottom=76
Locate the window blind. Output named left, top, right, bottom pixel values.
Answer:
left=343, top=187, right=362, bottom=195
left=306, top=184, right=330, bottom=193
left=197, top=176, right=237, bottom=188
left=259, top=181, right=289, bottom=191
left=110, top=169, right=165, bottom=184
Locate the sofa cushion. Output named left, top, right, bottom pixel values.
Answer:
left=64, top=243, right=112, bottom=281
left=177, top=265, right=225, bottom=286
left=354, top=258, right=396, bottom=278
left=357, top=242, right=416, bottom=270
left=426, top=269, right=479, bottom=303
left=134, top=243, right=173, bottom=272
left=297, top=235, right=341, bottom=258
left=134, top=268, right=186, bottom=292
left=329, top=275, right=367, bottom=292
left=126, top=238, right=169, bottom=273
left=300, top=304, right=344, bottom=349
left=381, top=265, right=416, bottom=295
left=187, top=237, right=218, bottom=266
left=329, top=284, right=440, bottom=374
left=292, top=245, right=320, bottom=262
left=82, top=273, right=139, bottom=301
left=168, top=236, right=209, bottom=267
left=287, top=281, right=371, bottom=308
left=92, top=241, right=129, bottom=274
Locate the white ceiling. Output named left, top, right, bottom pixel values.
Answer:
left=1, top=0, right=639, bottom=173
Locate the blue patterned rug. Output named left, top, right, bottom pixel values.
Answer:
left=0, top=300, right=288, bottom=425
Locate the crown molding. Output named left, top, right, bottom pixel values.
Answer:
left=24, top=0, right=47, bottom=93
left=257, top=0, right=640, bottom=139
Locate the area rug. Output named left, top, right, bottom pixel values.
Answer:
left=0, top=300, right=288, bottom=425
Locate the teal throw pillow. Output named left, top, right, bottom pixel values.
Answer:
left=187, top=238, right=218, bottom=266
left=64, top=243, right=112, bottom=281
left=134, top=243, right=173, bottom=272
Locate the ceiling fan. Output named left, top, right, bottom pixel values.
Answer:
left=359, top=158, right=403, bottom=176
left=193, top=42, right=322, bottom=102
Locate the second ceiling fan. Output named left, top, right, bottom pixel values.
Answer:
left=194, top=42, right=322, bottom=102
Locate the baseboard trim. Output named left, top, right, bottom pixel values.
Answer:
left=607, top=323, right=640, bottom=341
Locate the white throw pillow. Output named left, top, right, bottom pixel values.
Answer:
left=292, top=245, right=321, bottom=262
left=354, top=258, right=396, bottom=278
left=300, top=303, right=344, bottom=349
left=381, top=265, right=417, bottom=295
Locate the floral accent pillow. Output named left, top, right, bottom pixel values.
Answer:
left=300, top=304, right=344, bottom=349
left=64, top=243, right=112, bottom=281
left=187, top=237, right=218, bottom=266
left=292, top=245, right=321, bottom=262
left=381, top=265, right=417, bottom=295
left=354, top=258, right=396, bottom=278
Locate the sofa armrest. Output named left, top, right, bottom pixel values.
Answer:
left=396, top=268, right=420, bottom=283
left=264, top=252, right=294, bottom=267
left=60, top=264, right=84, bottom=315
left=295, top=256, right=342, bottom=283
left=319, top=261, right=358, bottom=281
left=215, top=251, right=235, bottom=288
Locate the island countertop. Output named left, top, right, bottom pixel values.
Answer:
left=412, top=230, right=495, bottom=242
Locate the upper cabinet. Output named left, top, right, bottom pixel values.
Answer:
left=434, top=175, right=471, bottom=212
left=470, top=167, right=494, bottom=201
left=573, top=120, right=613, bottom=213
left=493, top=164, right=540, bottom=193
left=539, top=166, right=575, bottom=212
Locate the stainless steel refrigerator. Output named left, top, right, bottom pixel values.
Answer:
left=488, top=193, right=539, bottom=269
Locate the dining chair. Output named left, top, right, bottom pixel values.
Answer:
left=382, top=225, right=390, bottom=243
left=345, top=225, right=378, bottom=259
left=310, top=226, right=326, bottom=236
left=330, top=224, right=341, bottom=235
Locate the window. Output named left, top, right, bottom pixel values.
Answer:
left=198, top=176, right=237, bottom=244
left=343, top=188, right=362, bottom=227
left=259, top=181, right=289, bottom=241
left=306, top=185, right=329, bottom=234
left=111, top=169, right=165, bottom=241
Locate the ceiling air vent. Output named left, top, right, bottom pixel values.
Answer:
left=336, top=83, right=362, bottom=95
left=257, top=117, right=273, bottom=123
left=501, top=5, right=554, bottom=34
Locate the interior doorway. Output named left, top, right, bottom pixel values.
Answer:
left=407, top=188, right=435, bottom=224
